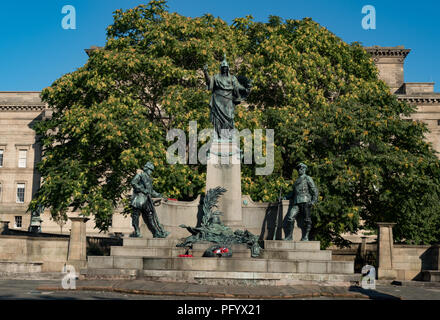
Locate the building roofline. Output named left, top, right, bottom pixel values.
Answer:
left=404, top=82, right=435, bottom=85
left=85, top=46, right=103, bottom=57
left=365, top=46, right=411, bottom=58
left=0, top=105, right=46, bottom=111
left=397, top=95, right=440, bottom=104
left=0, top=91, right=42, bottom=93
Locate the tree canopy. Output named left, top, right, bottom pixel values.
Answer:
left=31, top=0, right=440, bottom=246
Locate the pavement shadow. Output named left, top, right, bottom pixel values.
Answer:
left=349, top=286, right=401, bottom=300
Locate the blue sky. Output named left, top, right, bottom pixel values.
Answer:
left=0, top=0, right=439, bottom=91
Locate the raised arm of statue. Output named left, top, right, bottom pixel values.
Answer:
left=203, top=64, right=212, bottom=90
left=233, top=76, right=246, bottom=91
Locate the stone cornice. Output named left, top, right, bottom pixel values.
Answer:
left=365, top=46, right=411, bottom=58
left=397, top=95, right=440, bottom=105
left=0, top=104, right=46, bottom=112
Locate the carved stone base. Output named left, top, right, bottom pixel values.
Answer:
left=206, top=141, right=243, bottom=228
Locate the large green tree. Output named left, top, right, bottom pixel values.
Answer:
left=31, top=0, right=440, bottom=246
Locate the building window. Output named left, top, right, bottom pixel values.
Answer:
left=14, top=216, right=22, bottom=228
left=437, top=120, right=440, bottom=126
left=0, top=149, right=3, bottom=167
left=18, top=150, right=27, bottom=168
left=16, top=183, right=25, bottom=203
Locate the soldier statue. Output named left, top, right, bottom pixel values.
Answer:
left=130, top=162, right=170, bottom=238
left=283, top=163, right=318, bottom=241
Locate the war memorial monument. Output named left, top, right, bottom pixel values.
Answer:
left=82, top=56, right=357, bottom=285
left=3, top=3, right=440, bottom=293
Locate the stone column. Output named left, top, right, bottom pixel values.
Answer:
left=377, top=222, right=397, bottom=279
left=206, top=141, right=243, bottom=228
left=67, top=217, right=89, bottom=269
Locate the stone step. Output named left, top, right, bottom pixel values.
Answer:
left=0, top=261, right=43, bottom=273
left=123, top=239, right=257, bottom=251
left=80, top=268, right=139, bottom=280
left=122, top=238, right=181, bottom=247
left=111, top=246, right=181, bottom=258
left=88, top=256, right=143, bottom=270
left=142, top=257, right=354, bottom=274
left=192, top=242, right=249, bottom=251
left=80, top=268, right=359, bottom=285
left=261, top=249, right=332, bottom=261
left=140, top=269, right=360, bottom=286
left=110, top=246, right=251, bottom=258
left=264, top=240, right=321, bottom=251
left=111, top=246, right=333, bottom=260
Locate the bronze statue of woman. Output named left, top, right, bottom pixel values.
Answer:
left=203, top=54, right=252, bottom=140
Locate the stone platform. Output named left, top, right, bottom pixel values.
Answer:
left=81, top=238, right=357, bottom=285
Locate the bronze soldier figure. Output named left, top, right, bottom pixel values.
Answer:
left=130, top=162, right=170, bottom=238
left=283, top=163, right=318, bottom=241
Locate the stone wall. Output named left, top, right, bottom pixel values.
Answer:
left=376, top=223, right=440, bottom=280
left=0, top=235, right=69, bottom=272
left=330, top=242, right=377, bottom=272
left=146, top=196, right=303, bottom=241
left=391, top=245, right=439, bottom=280
left=406, top=103, right=440, bottom=152
left=1, top=195, right=303, bottom=241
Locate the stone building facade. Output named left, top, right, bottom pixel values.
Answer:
left=0, top=92, right=132, bottom=235
left=0, top=46, right=439, bottom=236
left=365, top=46, right=440, bottom=153
left=0, top=92, right=46, bottom=230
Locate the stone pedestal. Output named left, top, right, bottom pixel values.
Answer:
left=377, top=222, right=397, bottom=279
left=68, top=217, right=89, bottom=269
left=206, top=141, right=242, bottom=228
left=28, top=217, right=42, bottom=233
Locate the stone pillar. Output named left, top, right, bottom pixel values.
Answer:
left=377, top=222, right=397, bottom=279
left=67, top=217, right=89, bottom=269
left=206, top=141, right=243, bottom=228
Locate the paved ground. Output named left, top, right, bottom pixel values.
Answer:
left=0, top=280, right=202, bottom=300
left=0, top=278, right=439, bottom=300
